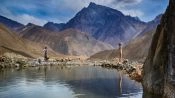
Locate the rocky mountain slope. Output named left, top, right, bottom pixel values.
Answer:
left=0, top=15, right=24, bottom=31
left=20, top=24, right=113, bottom=56
left=90, top=30, right=155, bottom=62
left=143, top=0, right=175, bottom=98
left=43, top=22, right=65, bottom=32
left=47, top=2, right=146, bottom=47
left=0, top=23, right=31, bottom=57
left=89, top=15, right=161, bottom=62
left=0, top=23, right=61, bottom=58
left=138, top=14, right=162, bottom=37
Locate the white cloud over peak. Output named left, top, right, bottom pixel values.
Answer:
left=0, top=7, right=47, bottom=26
left=52, top=0, right=143, bottom=12
left=120, top=9, right=144, bottom=17
left=15, top=14, right=48, bottom=26
left=0, top=0, right=168, bottom=24
left=50, top=0, right=144, bottom=17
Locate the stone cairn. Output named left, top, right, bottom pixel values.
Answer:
left=118, top=42, right=122, bottom=63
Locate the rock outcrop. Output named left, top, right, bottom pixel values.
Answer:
left=143, top=0, right=175, bottom=98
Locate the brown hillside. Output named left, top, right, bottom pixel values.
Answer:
left=0, top=23, right=62, bottom=58
left=90, top=29, right=156, bottom=62
left=20, top=25, right=113, bottom=56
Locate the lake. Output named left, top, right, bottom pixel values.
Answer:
left=0, top=65, right=142, bottom=98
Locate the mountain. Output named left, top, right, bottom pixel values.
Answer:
left=0, top=23, right=31, bottom=57
left=55, top=29, right=113, bottom=56
left=0, top=15, right=24, bottom=31
left=89, top=14, right=161, bottom=62
left=62, top=2, right=146, bottom=47
left=43, top=22, right=65, bottom=32
left=0, top=2, right=161, bottom=58
left=143, top=0, right=175, bottom=98
left=90, top=30, right=156, bottom=62
left=0, top=23, right=61, bottom=58
left=20, top=24, right=113, bottom=56
left=138, top=14, right=162, bottom=36
left=19, top=23, right=56, bottom=38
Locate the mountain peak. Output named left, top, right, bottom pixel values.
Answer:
left=45, top=22, right=54, bottom=25
left=87, top=2, right=107, bottom=9
left=155, top=14, right=163, bottom=18
left=88, top=2, right=97, bottom=7
left=86, top=2, right=125, bottom=17
left=43, top=22, right=65, bottom=32
left=133, top=16, right=141, bottom=21
left=26, top=23, right=36, bottom=27
left=153, top=14, right=162, bottom=22
left=64, top=2, right=146, bottom=47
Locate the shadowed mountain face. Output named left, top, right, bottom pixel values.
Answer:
left=89, top=15, right=161, bottom=62
left=143, top=0, right=175, bottom=98
left=43, top=22, right=65, bottom=32
left=20, top=24, right=113, bottom=56
left=0, top=15, right=24, bottom=31
left=61, top=2, right=146, bottom=47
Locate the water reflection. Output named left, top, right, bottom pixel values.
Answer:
left=0, top=66, right=142, bottom=98
left=119, top=72, right=122, bottom=96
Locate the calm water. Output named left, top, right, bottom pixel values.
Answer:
left=0, top=65, right=142, bottom=98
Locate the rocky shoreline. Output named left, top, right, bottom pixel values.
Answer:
left=93, top=60, right=143, bottom=82
left=0, top=56, right=143, bottom=82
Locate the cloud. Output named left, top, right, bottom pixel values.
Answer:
left=50, top=0, right=144, bottom=18
left=44, top=0, right=142, bottom=13
left=0, top=7, right=47, bottom=26
left=0, top=0, right=144, bottom=23
left=0, top=0, right=144, bottom=24
left=113, top=0, right=142, bottom=4
left=120, top=9, right=144, bottom=17
left=0, top=0, right=167, bottom=23
left=15, top=14, right=47, bottom=26
left=147, top=0, right=166, bottom=2
left=106, top=0, right=144, bottom=17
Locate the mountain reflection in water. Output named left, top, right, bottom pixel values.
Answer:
left=0, top=65, right=142, bottom=98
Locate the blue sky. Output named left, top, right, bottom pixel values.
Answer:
left=0, top=0, right=169, bottom=26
